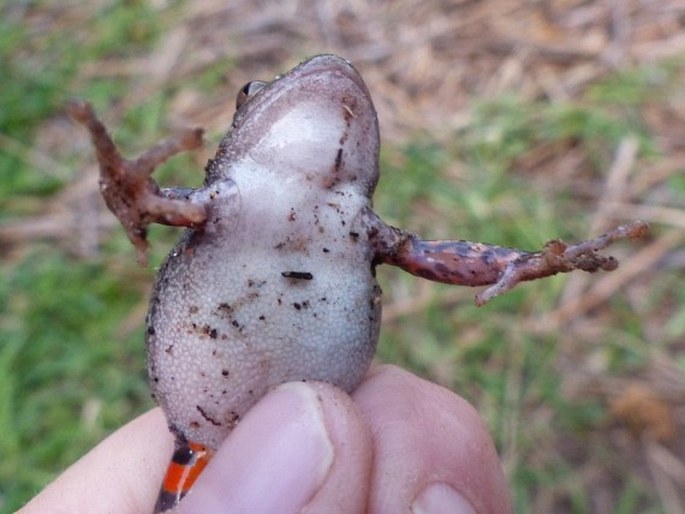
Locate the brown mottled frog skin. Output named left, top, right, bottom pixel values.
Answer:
left=68, top=54, right=647, bottom=512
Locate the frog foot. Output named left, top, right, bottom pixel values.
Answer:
left=68, top=100, right=207, bottom=265
left=154, top=439, right=213, bottom=513
left=475, top=220, right=650, bottom=305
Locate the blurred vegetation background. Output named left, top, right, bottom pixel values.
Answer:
left=2, top=1, right=684, bottom=512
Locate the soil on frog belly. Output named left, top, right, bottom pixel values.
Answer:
left=281, top=271, right=314, bottom=280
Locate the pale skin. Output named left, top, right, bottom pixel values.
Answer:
left=19, top=365, right=511, bottom=514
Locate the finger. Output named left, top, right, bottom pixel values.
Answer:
left=353, top=365, right=512, bottom=514
left=18, top=408, right=173, bottom=514
left=177, top=381, right=372, bottom=514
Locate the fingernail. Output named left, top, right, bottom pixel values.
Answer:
left=181, top=382, right=334, bottom=513
left=412, top=482, right=477, bottom=514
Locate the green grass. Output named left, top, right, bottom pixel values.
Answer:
left=2, top=3, right=682, bottom=513
left=0, top=253, right=152, bottom=507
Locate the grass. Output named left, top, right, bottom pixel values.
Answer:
left=2, top=2, right=683, bottom=513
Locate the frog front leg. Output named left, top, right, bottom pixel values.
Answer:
left=364, top=208, right=648, bottom=305
left=68, top=100, right=208, bottom=264
left=69, top=101, right=230, bottom=511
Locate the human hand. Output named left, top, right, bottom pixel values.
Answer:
left=19, top=365, right=511, bottom=514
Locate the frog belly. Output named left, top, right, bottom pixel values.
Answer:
left=146, top=247, right=381, bottom=450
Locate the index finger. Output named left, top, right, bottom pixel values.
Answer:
left=18, top=408, right=172, bottom=514
left=353, top=365, right=512, bottom=514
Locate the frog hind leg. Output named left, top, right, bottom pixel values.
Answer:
left=154, top=439, right=213, bottom=512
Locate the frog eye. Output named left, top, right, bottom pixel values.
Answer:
left=235, top=80, right=267, bottom=109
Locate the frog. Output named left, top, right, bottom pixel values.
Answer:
left=68, top=54, right=648, bottom=512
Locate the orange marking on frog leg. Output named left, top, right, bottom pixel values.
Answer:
left=154, top=440, right=212, bottom=512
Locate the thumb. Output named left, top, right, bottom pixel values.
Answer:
left=176, top=381, right=372, bottom=514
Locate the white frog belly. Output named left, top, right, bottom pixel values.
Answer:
left=147, top=238, right=381, bottom=450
